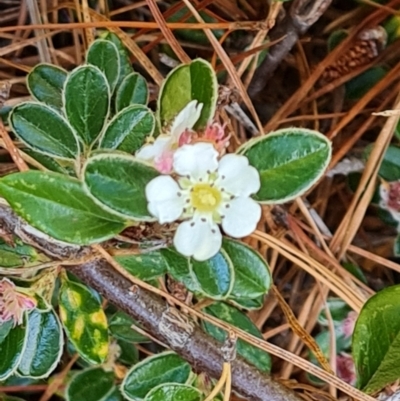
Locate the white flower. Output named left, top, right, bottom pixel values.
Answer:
left=136, top=100, right=203, bottom=173
left=145, top=143, right=262, bottom=261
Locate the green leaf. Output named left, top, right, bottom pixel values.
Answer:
left=203, top=302, right=271, bottom=372
left=0, top=320, right=13, bottom=343
left=0, top=320, right=26, bottom=380
left=346, top=67, right=387, bottom=100
left=190, top=250, right=234, bottom=299
left=59, top=277, right=109, bottom=364
left=87, top=39, right=120, bottom=94
left=168, top=7, right=223, bottom=45
left=158, top=59, right=218, bottom=130
left=27, top=63, right=67, bottom=110
left=115, top=72, right=149, bottom=111
left=238, top=128, right=332, bottom=203
left=317, top=298, right=352, bottom=327
left=222, top=238, right=271, bottom=299
left=117, top=339, right=139, bottom=365
left=144, top=384, right=202, bottom=401
left=83, top=152, right=158, bottom=220
left=364, top=144, right=400, bottom=181
left=160, top=247, right=200, bottom=293
left=108, top=311, right=150, bottom=343
left=99, top=105, right=155, bottom=153
left=0, top=171, right=126, bottom=245
left=0, top=238, right=37, bottom=268
left=121, top=352, right=192, bottom=401
left=115, top=251, right=168, bottom=280
left=23, top=148, right=74, bottom=175
left=66, top=367, right=115, bottom=401
left=353, top=285, right=400, bottom=393
left=230, top=295, right=264, bottom=310
left=64, top=65, right=110, bottom=146
left=102, top=32, right=133, bottom=86
left=17, top=308, right=63, bottom=378
left=9, top=102, right=80, bottom=160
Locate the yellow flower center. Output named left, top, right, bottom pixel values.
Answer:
left=191, top=183, right=222, bottom=212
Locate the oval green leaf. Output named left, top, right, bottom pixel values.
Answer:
left=23, top=148, right=74, bottom=175
left=59, top=277, right=109, bottom=364
left=102, top=32, right=133, bottom=87
left=190, top=250, right=234, bottom=299
left=87, top=39, right=120, bottom=94
left=0, top=319, right=26, bottom=381
left=27, top=64, right=67, bottom=110
left=83, top=153, right=159, bottom=220
left=144, top=384, right=201, bottom=401
left=17, top=308, right=63, bottom=378
left=64, top=65, right=110, bottom=146
left=222, top=238, right=271, bottom=299
left=230, top=295, right=264, bottom=310
left=66, top=367, right=115, bottom=401
left=116, top=72, right=149, bottom=111
left=121, top=352, right=192, bottom=401
left=158, top=59, right=218, bottom=129
left=9, top=102, right=80, bottom=160
left=203, top=302, right=271, bottom=372
left=99, top=105, right=155, bottom=153
left=115, top=251, right=168, bottom=281
left=238, top=128, right=332, bottom=204
left=108, top=311, right=151, bottom=343
left=160, top=247, right=200, bottom=293
left=353, top=284, right=400, bottom=393
left=0, top=171, right=126, bottom=245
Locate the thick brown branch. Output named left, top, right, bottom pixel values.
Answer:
left=0, top=204, right=302, bottom=401
left=248, top=0, right=332, bottom=98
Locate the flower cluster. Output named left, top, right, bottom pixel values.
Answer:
left=0, top=277, right=36, bottom=327
left=138, top=101, right=261, bottom=261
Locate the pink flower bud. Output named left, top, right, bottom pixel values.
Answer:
left=0, top=278, right=36, bottom=327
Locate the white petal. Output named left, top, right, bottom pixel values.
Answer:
left=173, top=218, right=222, bottom=261
left=170, top=100, right=203, bottom=140
left=221, top=197, right=261, bottom=238
left=216, top=154, right=260, bottom=197
left=136, top=136, right=172, bottom=161
left=145, top=176, right=184, bottom=223
left=173, top=143, right=218, bottom=180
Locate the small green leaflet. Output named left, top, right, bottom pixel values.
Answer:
left=237, top=128, right=332, bottom=204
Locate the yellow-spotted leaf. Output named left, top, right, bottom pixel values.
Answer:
left=59, top=276, right=109, bottom=364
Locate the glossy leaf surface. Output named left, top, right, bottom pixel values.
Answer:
left=99, top=105, right=154, bottom=153
left=0, top=171, right=125, bottom=245
left=238, top=128, right=331, bottom=203
left=64, top=65, right=109, bottom=146
left=9, top=102, right=79, bottom=160
left=27, top=64, right=67, bottom=110
left=122, top=352, right=191, bottom=400
left=83, top=153, right=159, bottom=220
left=353, top=285, right=400, bottom=393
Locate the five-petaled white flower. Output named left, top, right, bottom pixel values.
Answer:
left=145, top=142, right=262, bottom=261
left=136, top=100, right=203, bottom=174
